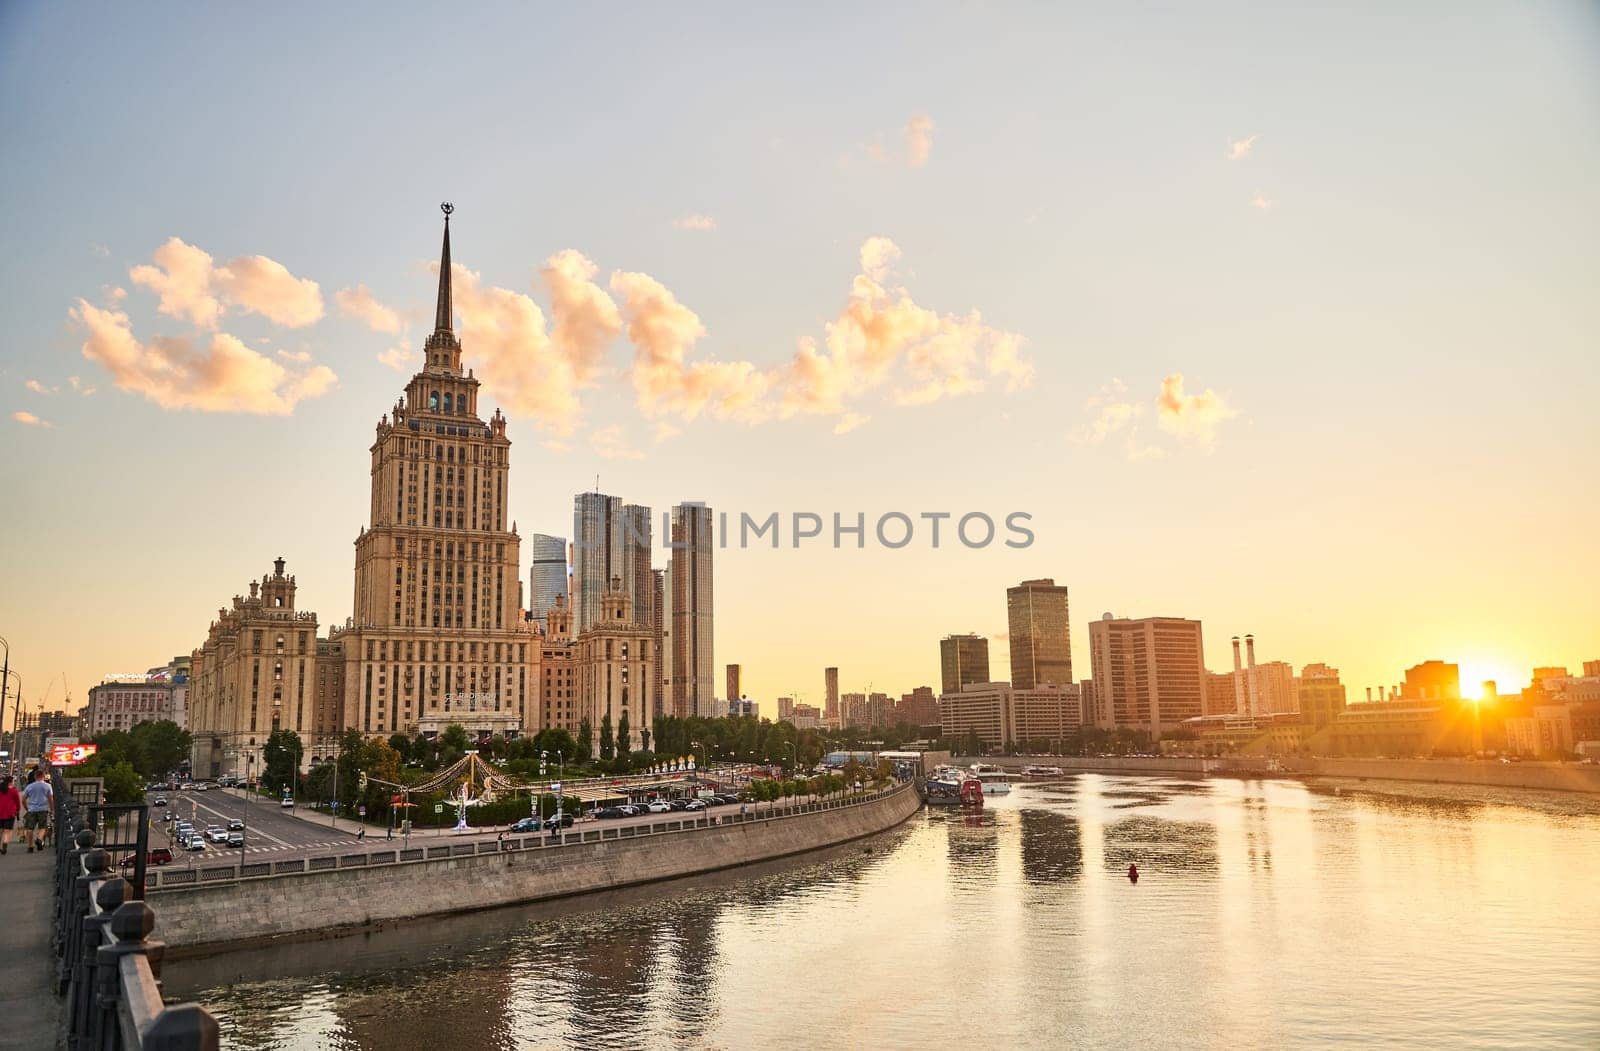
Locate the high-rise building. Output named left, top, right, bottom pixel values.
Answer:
left=1007, top=579, right=1072, bottom=689
left=777, top=696, right=795, bottom=722
left=571, top=493, right=652, bottom=635
left=898, top=686, right=939, bottom=727
left=1254, top=660, right=1299, bottom=715
left=939, top=634, right=990, bottom=696
left=726, top=664, right=742, bottom=702
left=841, top=692, right=868, bottom=727
left=336, top=210, right=538, bottom=743
left=1296, top=663, right=1347, bottom=730
left=651, top=567, right=665, bottom=717
left=668, top=502, right=714, bottom=718
left=528, top=533, right=568, bottom=621
left=86, top=678, right=179, bottom=737
left=867, top=691, right=892, bottom=728
left=1087, top=613, right=1205, bottom=735
left=536, top=594, right=576, bottom=733
left=824, top=667, right=840, bottom=728
left=1204, top=671, right=1237, bottom=716
left=1584, top=660, right=1600, bottom=679
left=791, top=703, right=822, bottom=729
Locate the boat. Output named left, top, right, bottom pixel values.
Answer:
left=1021, top=764, right=1065, bottom=780
left=969, top=764, right=1014, bottom=795
left=925, top=766, right=966, bottom=806
left=959, top=777, right=985, bottom=808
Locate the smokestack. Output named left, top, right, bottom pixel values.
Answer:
left=1245, top=634, right=1260, bottom=717
left=1231, top=637, right=1245, bottom=716
left=1366, top=686, right=1373, bottom=703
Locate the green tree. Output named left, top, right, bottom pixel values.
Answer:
left=576, top=719, right=594, bottom=761
left=599, top=711, right=614, bottom=761
left=387, top=733, right=412, bottom=762
left=439, top=723, right=469, bottom=764
left=617, top=710, right=631, bottom=765
left=99, top=759, right=145, bottom=805
left=262, top=729, right=304, bottom=793
left=127, top=720, right=191, bottom=780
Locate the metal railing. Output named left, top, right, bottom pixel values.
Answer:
left=146, top=781, right=915, bottom=890
left=52, top=771, right=219, bottom=1050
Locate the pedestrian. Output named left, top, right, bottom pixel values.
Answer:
left=21, top=769, right=53, bottom=853
left=0, top=775, right=20, bottom=854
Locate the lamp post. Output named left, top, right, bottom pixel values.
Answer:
left=0, top=636, right=10, bottom=772
left=2, top=670, right=21, bottom=777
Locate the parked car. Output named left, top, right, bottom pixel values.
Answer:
left=509, top=817, right=541, bottom=833
left=119, top=847, right=174, bottom=869
left=647, top=801, right=672, bottom=814
left=684, top=800, right=708, bottom=812
left=593, top=807, right=627, bottom=819
left=195, top=782, right=210, bottom=792
left=280, top=797, right=295, bottom=809
left=227, top=818, right=244, bottom=831
left=226, top=832, right=244, bottom=848
left=544, top=813, right=575, bottom=830
left=668, top=799, right=690, bottom=811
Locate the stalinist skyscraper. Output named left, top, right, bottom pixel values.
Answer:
left=335, top=205, right=539, bottom=741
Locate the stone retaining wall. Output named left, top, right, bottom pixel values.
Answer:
left=152, top=784, right=922, bottom=955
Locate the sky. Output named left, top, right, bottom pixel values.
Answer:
left=2, top=3, right=1598, bottom=723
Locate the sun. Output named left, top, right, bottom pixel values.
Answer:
left=1455, top=659, right=1524, bottom=699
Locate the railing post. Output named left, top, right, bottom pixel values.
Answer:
left=61, top=842, right=107, bottom=995
left=142, top=1004, right=221, bottom=1051
left=93, top=900, right=157, bottom=1048
left=69, top=876, right=129, bottom=1050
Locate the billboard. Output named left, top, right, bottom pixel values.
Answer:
left=47, top=742, right=98, bottom=766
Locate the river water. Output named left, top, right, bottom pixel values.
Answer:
left=165, top=774, right=1600, bottom=1049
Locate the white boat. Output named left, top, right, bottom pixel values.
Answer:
left=969, top=764, right=1013, bottom=794
left=1021, top=764, right=1065, bottom=779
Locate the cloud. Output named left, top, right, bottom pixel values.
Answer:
left=653, top=421, right=682, bottom=443
left=12, top=410, right=52, bottom=428
left=69, top=300, right=337, bottom=415
left=25, top=379, right=58, bottom=395
left=859, top=236, right=902, bottom=283
left=128, top=237, right=323, bottom=329
left=542, top=439, right=571, bottom=453
left=68, top=376, right=95, bottom=396
left=611, top=269, right=772, bottom=423
left=904, top=115, right=935, bottom=167
left=447, top=263, right=577, bottom=435
left=543, top=250, right=622, bottom=385
left=671, top=214, right=717, bottom=232
left=1228, top=134, right=1258, bottom=160
left=1251, top=193, right=1276, bottom=210
left=590, top=425, right=644, bottom=461
left=276, top=349, right=312, bottom=364
left=832, top=412, right=869, bottom=435
left=336, top=284, right=402, bottom=333
left=376, top=346, right=414, bottom=373
left=91, top=243, right=110, bottom=258
left=1155, top=373, right=1237, bottom=447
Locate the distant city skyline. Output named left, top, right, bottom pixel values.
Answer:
left=2, top=5, right=1596, bottom=719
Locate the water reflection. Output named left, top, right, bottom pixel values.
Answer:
left=170, top=779, right=1600, bottom=1050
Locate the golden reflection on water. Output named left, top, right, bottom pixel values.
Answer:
left=168, top=776, right=1600, bottom=1050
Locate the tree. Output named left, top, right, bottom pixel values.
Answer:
left=440, top=724, right=469, bottom=765
left=599, top=712, right=614, bottom=761
left=387, top=733, right=412, bottom=762
left=128, top=720, right=191, bottom=780
left=617, top=710, right=632, bottom=765
left=262, top=729, right=304, bottom=793
left=577, top=719, right=594, bottom=761
left=99, top=760, right=145, bottom=805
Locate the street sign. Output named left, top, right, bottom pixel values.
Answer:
left=434, top=803, right=443, bottom=814
left=358, top=805, right=367, bottom=817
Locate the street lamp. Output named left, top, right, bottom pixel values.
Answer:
left=2, top=670, right=21, bottom=777
left=0, top=636, right=11, bottom=771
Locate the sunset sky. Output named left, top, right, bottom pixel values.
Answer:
left=2, top=4, right=1597, bottom=721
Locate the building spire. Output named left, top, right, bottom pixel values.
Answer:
left=435, top=202, right=454, bottom=333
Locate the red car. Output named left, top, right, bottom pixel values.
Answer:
left=119, top=848, right=174, bottom=869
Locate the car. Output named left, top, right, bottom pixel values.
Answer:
left=205, top=826, right=228, bottom=843
left=227, top=818, right=244, bottom=831
left=280, top=797, right=295, bottom=808
left=178, top=782, right=195, bottom=791
left=152, top=797, right=167, bottom=807
left=668, top=799, right=690, bottom=811
left=119, top=847, right=175, bottom=868
left=615, top=804, right=640, bottom=817
left=183, top=837, right=206, bottom=852
left=593, top=807, right=627, bottom=819
left=195, top=783, right=210, bottom=791
left=543, top=813, right=575, bottom=830
left=647, top=801, right=672, bottom=813
left=226, top=832, right=244, bottom=848
left=684, top=800, right=708, bottom=812
left=509, top=817, right=541, bottom=833
left=175, top=822, right=194, bottom=836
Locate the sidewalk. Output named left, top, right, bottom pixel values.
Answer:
left=0, top=843, right=61, bottom=1050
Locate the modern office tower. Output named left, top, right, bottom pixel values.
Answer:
left=824, top=667, right=840, bottom=728
left=1086, top=613, right=1205, bottom=736
left=841, top=692, right=867, bottom=727
left=777, top=696, right=795, bottom=722
left=336, top=212, right=536, bottom=744
left=571, top=493, right=652, bottom=635
left=1007, top=579, right=1073, bottom=689
left=651, top=568, right=665, bottom=717
left=528, top=533, right=568, bottom=621
left=940, top=634, right=991, bottom=696
left=1296, top=663, right=1347, bottom=730
left=661, top=564, right=673, bottom=717
left=726, top=664, right=743, bottom=702
left=668, top=502, right=714, bottom=718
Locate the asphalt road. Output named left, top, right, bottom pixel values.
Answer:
left=144, top=786, right=794, bottom=863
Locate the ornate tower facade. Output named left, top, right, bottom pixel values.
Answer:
left=337, top=207, right=539, bottom=741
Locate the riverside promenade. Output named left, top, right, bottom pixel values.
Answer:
left=0, top=845, right=61, bottom=1050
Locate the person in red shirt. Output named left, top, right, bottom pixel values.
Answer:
left=0, top=775, right=22, bottom=854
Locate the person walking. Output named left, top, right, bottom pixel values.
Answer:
left=0, top=775, right=21, bottom=854
left=21, top=769, right=53, bottom=853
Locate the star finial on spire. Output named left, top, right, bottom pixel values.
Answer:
left=435, top=202, right=455, bottom=334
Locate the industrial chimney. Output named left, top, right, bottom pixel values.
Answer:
left=1245, top=634, right=1261, bottom=717
left=1231, top=637, right=1245, bottom=716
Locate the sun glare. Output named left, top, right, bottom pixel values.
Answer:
left=1456, top=660, right=1524, bottom=699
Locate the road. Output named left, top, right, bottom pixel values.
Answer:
left=144, top=786, right=809, bottom=864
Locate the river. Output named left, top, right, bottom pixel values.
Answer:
left=164, top=774, right=1600, bottom=1049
